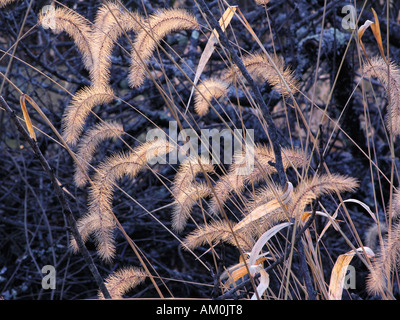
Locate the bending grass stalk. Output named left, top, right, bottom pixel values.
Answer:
left=0, top=95, right=112, bottom=299
left=3, top=94, right=168, bottom=299
left=215, top=206, right=319, bottom=300
left=190, top=0, right=287, bottom=299
left=195, top=0, right=286, bottom=187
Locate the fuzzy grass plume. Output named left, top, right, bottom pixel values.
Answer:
left=233, top=182, right=291, bottom=233
left=128, top=8, right=199, bottom=88
left=366, top=221, right=400, bottom=297
left=194, top=78, right=230, bottom=116
left=223, top=52, right=298, bottom=96
left=231, top=174, right=358, bottom=234
left=289, top=174, right=359, bottom=220
left=209, top=146, right=307, bottom=215
left=183, top=219, right=254, bottom=252
left=171, top=182, right=212, bottom=233
left=98, top=267, right=147, bottom=299
left=74, top=121, right=125, bottom=188
left=185, top=173, right=358, bottom=258
left=366, top=189, right=400, bottom=297
left=0, top=0, right=20, bottom=8
left=72, top=139, right=175, bottom=261
left=38, top=5, right=94, bottom=71
left=171, top=156, right=214, bottom=232
left=171, top=155, right=214, bottom=197
left=91, top=1, right=144, bottom=87
left=71, top=208, right=116, bottom=261
left=363, top=56, right=400, bottom=137
left=62, top=85, right=115, bottom=146
left=196, top=52, right=298, bottom=116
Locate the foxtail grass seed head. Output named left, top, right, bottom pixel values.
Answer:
left=98, top=267, right=147, bottom=299
left=128, top=8, right=199, bottom=88
left=74, top=121, right=125, bottom=188
left=62, top=85, right=115, bottom=146
left=39, top=5, right=95, bottom=70
left=0, top=0, right=21, bottom=9
left=363, top=56, right=400, bottom=137
left=194, top=79, right=229, bottom=116
left=91, top=2, right=144, bottom=87
left=73, top=139, right=175, bottom=261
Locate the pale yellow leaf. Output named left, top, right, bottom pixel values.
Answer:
left=328, top=247, right=375, bottom=300
left=358, top=19, right=373, bottom=59
left=250, top=266, right=269, bottom=300
left=233, top=182, right=293, bottom=232
left=185, top=6, right=237, bottom=113
left=248, top=221, right=292, bottom=267
left=20, top=94, right=37, bottom=141
left=370, top=8, right=385, bottom=60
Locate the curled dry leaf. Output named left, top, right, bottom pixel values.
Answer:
left=187, top=6, right=237, bottom=112
left=250, top=266, right=270, bottom=300
left=220, top=257, right=267, bottom=286
left=246, top=222, right=291, bottom=300
left=233, top=182, right=293, bottom=232
left=248, top=221, right=292, bottom=267
left=304, top=198, right=377, bottom=243
left=328, top=247, right=375, bottom=300
left=19, top=95, right=36, bottom=141
left=358, top=8, right=385, bottom=61
left=358, top=20, right=374, bottom=58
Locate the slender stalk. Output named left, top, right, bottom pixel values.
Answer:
left=195, top=0, right=286, bottom=187
left=215, top=206, right=318, bottom=300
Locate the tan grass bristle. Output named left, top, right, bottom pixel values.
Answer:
left=128, top=8, right=199, bottom=88
left=183, top=220, right=254, bottom=252
left=74, top=139, right=175, bottom=261
left=98, top=267, right=147, bottom=299
left=74, top=121, right=125, bottom=188
left=38, top=6, right=94, bottom=71
left=62, top=85, right=115, bottom=146
left=91, top=1, right=144, bottom=87
left=194, top=78, right=230, bottom=116
left=363, top=56, right=400, bottom=137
